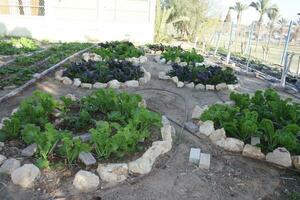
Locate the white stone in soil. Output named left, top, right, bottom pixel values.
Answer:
left=266, top=147, right=292, bottom=167
left=0, top=154, right=7, bottom=165
left=128, top=140, right=171, bottom=175
left=242, top=144, right=265, bottom=160
left=185, top=82, right=195, bottom=89
left=195, top=83, right=205, bottom=90
left=55, top=70, right=64, bottom=81
left=11, top=164, right=40, bottom=188
left=228, top=84, right=240, bottom=91
left=79, top=152, right=96, bottom=166
left=0, top=158, right=21, bottom=174
left=191, top=105, right=208, bottom=119
left=81, top=83, right=92, bottom=89
left=177, top=81, right=184, bottom=88
left=209, top=128, right=226, bottom=142
left=179, top=62, right=188, bottom=67
left=138, top=99, right=147, bottom=108
left=73, top=78, right=81, bottom=87
left=21, top=143, right=37, bottom=157
left=215, top=138, right=244, bottom=152
left=33, top=73, right=41, bottom=79
left=62, top=77, right=73, bottom=85
left=125, top=80, right=139, bottom=88
left=160, top=58, right=166, bottom=64
left=97, top=163, right=128, bottom=184
left=216, top=83, right=227, bottom=91
left=199, top=120, right=215, bottom=136
left=93, top=82, right=107, bottom=89
left=167, top=60, right=172, bottom=65
left=108, top=80, right=121, bottom=89
left=251, top=137, right=261, bottom=146
left=292, top=156, right=300, bottom=170
left=161, top=124, right=173, bottom=143
left=162, top=116, right=170, bottom=126
left=171, top=76, right=179, bottom=84
left=82, top=52, right=101, bottom=62
left=144, top=71, right=151, bottom=82
left=189, top=148, right=201, bottom=164
left=73, top=170, right=99, bottom=192
left=139, top=77, right=147, bottom=86
left=139, top=56, right=148, bottom=64
left=205, top=85, right=215, bottom=91
left=174, top=57, right=181, bottom=63
left=65, top=94, right=77, bottom=101
left=199, top=153, right=211, bottom=169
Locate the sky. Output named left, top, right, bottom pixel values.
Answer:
left=218, top=0, right=300, bottom=25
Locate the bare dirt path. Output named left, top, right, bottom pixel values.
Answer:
left=0, top=55, right=299, bottom=200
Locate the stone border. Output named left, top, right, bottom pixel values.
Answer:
left=55, top=53, right=151, bottom=90
left=0, top=44, right=97, bottom=104
left=190, top=104, right=300, bottom=170
left=158, top=71, right=240, bottom=91
left=0, top=99, right=174, bottom=191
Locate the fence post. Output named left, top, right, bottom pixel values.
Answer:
left=280, top=21, right=293, bottom=65
left=213, top=23, right=225, bottom=57
left=244, top=23, right=255, bottom=56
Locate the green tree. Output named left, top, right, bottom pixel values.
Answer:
left=250, top=0, right=278, bottom=51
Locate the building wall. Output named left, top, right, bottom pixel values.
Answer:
left=0, top=0, right=156, bottom=43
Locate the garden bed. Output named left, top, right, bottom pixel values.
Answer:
left=55, top=51, right=151, bottom=90
left=190, top=89, right=300, bottom=170
left=0, top=37, right=40, bottom=56
left=0, top=89, right=173, bottom=190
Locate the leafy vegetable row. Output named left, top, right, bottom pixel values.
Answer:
left=201, top=89, right=300, bottom=154
left=0, top=42, right=92, bottom=89
left=167, top=63, right=237, bottom=85
left=0, top=37, right=39, bottom=55
left=161, top=47, right=204, bottom=64
left=0, top=89, right=162, bottom=168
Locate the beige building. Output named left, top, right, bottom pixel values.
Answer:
left=0, top=0, right=156, bottom=43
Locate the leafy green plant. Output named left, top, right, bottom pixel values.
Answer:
left=161, top=47, right=204, bottom=64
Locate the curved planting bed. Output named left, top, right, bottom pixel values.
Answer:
left=191, top=89, right=300, bottom=169
left=55, top=51, right=151, bottom=89
left=159, top=62, right=238, bottom=91
left=0, top=89, right=173, bottom=190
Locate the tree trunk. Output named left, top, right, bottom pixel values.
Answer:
left=265, top=24, right=274, bottom=61
left=18, top=0, right=24, bottom=15
left=254, top=22, right=261, bottom=52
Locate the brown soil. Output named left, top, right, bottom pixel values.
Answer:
left=0, top=55, right=299, bottom=200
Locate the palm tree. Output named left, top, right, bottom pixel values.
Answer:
left=250, top=0, right=278, bottom=51
left=264, top=8, right=280, bottom=60
left=277, top=18, right=287, bottom=45
left=224, top=7, right=233, bottom=23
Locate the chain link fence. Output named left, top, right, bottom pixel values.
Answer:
left=199, top=21, right=300, bottom=75
left=0, top=0, right=45, bottom=16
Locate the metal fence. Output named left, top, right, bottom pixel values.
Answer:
left=199, top=21, right=300, bottom=75
left=0, top=0, right=45, bottom=16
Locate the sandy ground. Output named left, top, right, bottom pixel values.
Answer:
left=0, top=55, right=299, bottom=200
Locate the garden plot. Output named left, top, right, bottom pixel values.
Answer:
left=0, top=51, right=299, bottom=199
left=54, top=41, right=150, bottom=90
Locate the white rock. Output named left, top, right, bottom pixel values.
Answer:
left=97, top=163, right=128, bottom=184
left=160, top=58, right=166, bottom=64
left=0, top=158, right=21, bottom=174
left=206, top=85, right=215, bottom=91
left=62, top=77, right=73, bottom=85
left=199, top=153, right=211, bottom=170
left=55, top=70, right=64, bottom=81
left=11, top=164, right=40, bottom=188
left=242, top=144, right=265, bottom=160
left=82, top=52, right=102, bottom=62
left=171, top=76, right=179, bottom=84
left=209, top=128, right=226, bottom=142
left=139, top=77, right=147, bottom=86
left=177, top=81, right=184, bottom=88
left=251, top=137, right=261, bottom=146
left=161, top=124, right=173, bottom=143
left=0, top=154, right=7, bottom=165
left=73, top=78, right=81, bottom=87
left=292, top=156, right=300, bottom=170
left=189, top=148, right=201, bottom=164
left=125, top=80, right=139, bottom=88
left=79, top=152, right=96, bottom=166
left=179, top=62, right=188, bottom=67
left=93, top=82, right=107, bottom=89
left=195, top=83, right=205, bottom=90
left=199, top=120, right=214, bottom=136
left=266, top=147, right=292, bottom=167
left=73, top=170, right=99, bottom=192
left=228, top=84, right=240, bottom=91
left=216, top=83, right=228, bottom=91
left=21, top=143, right=37, bottom=157
left=81, top=83, right=92, bottom=89
left=139, top=56, right=148, bottom=64
left=128, top=140, right=171, bottom=175
left=186, top=82, right=195, bottom=89
left=65, top=94, right=77, bottom=101
left=138, top=99, right=147, bottom=108
left=192, top=105, right=208, bottom=119
left=215, top=138, right=244, bottom=152
left=175, top=57, right=181, bottom=63
left=167, top=60, right=172, bottom=65
left=108, top=80, right=120, bottom=89
left=162, top=116, right=170, bottom=126
left=144, top=72, right=151, bottom=82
